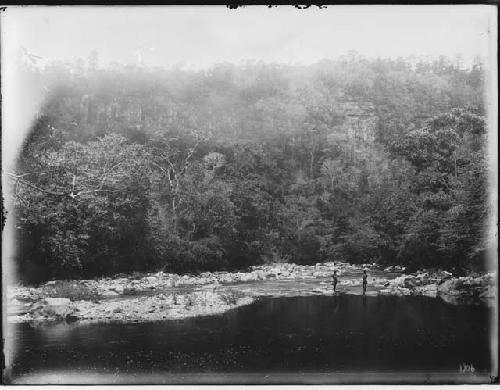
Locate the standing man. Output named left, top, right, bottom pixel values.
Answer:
left=332, top=270, right=338, bottom=292
left=362, top=269, right=368, bottom=295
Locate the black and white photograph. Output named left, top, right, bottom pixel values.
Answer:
left=1, top=5, right=498, bottom=385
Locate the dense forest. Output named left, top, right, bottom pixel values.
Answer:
left=10, top=52, right=493, bottom=283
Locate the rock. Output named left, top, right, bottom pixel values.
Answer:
left=422, top=290, right=437, bottom=298
left=101, top=290, right=120, bottom=297
left=437, top=279, right=454, bottom=293
left=110, top=285, right=124, bottom=294
left=386, top=265, right=406, bottom=273
left=437, top=279, right=466, bottom=295
left=396, top=287, right=412, bottom=296
left=436, top=271, right=453, bottom=283
left=159, top=279, right=172, bottom=288
left=423, top=283, right=438, bottom=292
left=438, top=294, right=471, bottom=305
left=41, top=298, right=73, bottom=318
left=45, top=297, right=71, bottom=305
left=478, top=276, right=491, bottom=287
left=404, top=276, right=417, bottom=288
left=479, top=286, right=495, bottom=299
left=389, top=275, right=406, bottom=287
left=364, top=291, right=378, bottom=296
left=7, top=264, right=495, bottom=324
left=65, top=313, right=79, bottom=322
left=240, top=273, right=254, bottom=282
left=415, top=283, right=438, bottom=297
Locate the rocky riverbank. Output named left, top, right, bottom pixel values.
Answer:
left=9, top=288, right=254, bottom=324
left=6, top=262, right=496, bottom=324
left=379, top=271, right=496, bottom=302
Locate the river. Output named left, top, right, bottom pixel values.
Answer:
left=5, top=294, right=493, bottom=384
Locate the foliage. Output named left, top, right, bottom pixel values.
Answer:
left=11, top=55, right=491, bottom=282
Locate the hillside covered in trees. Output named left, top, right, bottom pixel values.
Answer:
left=11, top=53, right=493, bottom=283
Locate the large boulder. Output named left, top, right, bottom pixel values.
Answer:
left=395, top=287, right=411, bottom=296
left=478, top=275, right=492, bottom=287
left=416, top=283, right=438, bottom=297
left=389, top=275, right=406, bottom=288
left=437, top=279, right=464, bottom=295
left=364, top=291, right=378, bottom=297
left=144, top=276, right=158, bottom=285
left=101, top=290, right=120, bottom=297
left=437, top=279, right=454, bottom=293
left=436, top=271, right=453, bottom=283
left=39, top=298, right=74, bottom=318
left=109, top=285, right=124, bottom=294
left=479, top=286, right=495, bottom=299
left=403, top=276, right=418, bottom=288
left=239, top=273, right=254, bottom=282
left=45, top=297, right=71, bottom=305
left=252, top=270, right=266, bottom=280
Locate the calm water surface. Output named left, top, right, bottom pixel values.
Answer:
left=5, top=294, right=493, bottom=384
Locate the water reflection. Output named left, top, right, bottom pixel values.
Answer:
left=6, top=295, right=492, bottom=384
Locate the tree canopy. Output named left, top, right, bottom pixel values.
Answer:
left=10, top=55, right=492, bottom=283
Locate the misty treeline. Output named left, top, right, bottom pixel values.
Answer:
left=12, top=53, right=493, bottom=282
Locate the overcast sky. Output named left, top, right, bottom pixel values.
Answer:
left=1, top=5, right=497, bottom=69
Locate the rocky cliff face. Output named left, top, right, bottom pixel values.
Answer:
left=325, top=100, right=379, bottom=168
left=339, top=100, right=378, bottom=145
